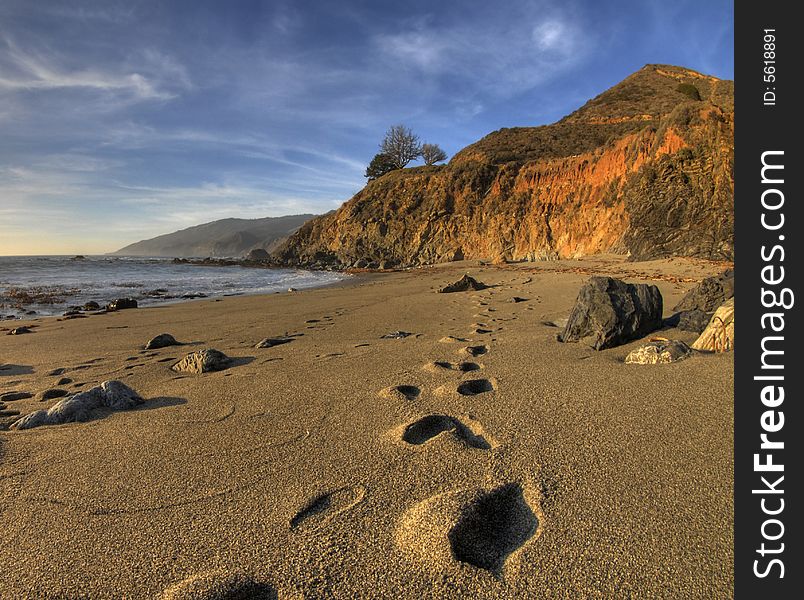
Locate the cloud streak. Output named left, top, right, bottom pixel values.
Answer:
left=0, top=35, right=187, bottom=102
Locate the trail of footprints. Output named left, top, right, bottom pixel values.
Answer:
left=283, top=291, right=541, bottom=580
left=386, top=296, right=540, bottom=576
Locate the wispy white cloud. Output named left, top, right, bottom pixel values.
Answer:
left=0, top=35, right=188, bottom=102
left=373, top=11, right=590, bottom=99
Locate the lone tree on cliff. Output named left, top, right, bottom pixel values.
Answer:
left=365, top=152, right=397, bottom=181
left=380, top=124, right=421, bottom=169
left=420, top=143, right=448, bottom=166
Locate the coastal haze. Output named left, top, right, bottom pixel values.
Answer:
left=1, top=1, right=734, bottom=598
left=112, top=214, right=316, bottom=257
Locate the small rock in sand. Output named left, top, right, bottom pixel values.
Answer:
left=106, top=298, right=138, bottom=311
left=145, top=333, right=181, bottom=350
left=625, top=340, right=693, bottom=364
left=171, top=349, right=232, bottom=374
left=255, top=336, right=294, bottom=348
left=11, top=380, right=144, bottom=430
left=381, top=331, right=412, bottom=339
left=438, top=274, right=487, bottom=293
left=8, top=326, right=32, bottom=335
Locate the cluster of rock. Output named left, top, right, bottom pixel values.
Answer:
left=59, top=298, right=138, bottom=318
left=11, top=381, right=144, bottom=430
left=172, top=256, right=286, bottom=269
left=558, top=273, right=734, bottom=361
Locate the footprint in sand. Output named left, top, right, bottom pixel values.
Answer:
left=160, top=570, right=277, bottom=600
left=290, top=485, right=366, bottom=531
left=439, top=336, right=469, bottom=344
left=457, top=379, right=495, bottom=396
left=398, top=414, right=494, bottom=449
left=379, top=385, right=421, bottom=401
left=423, top=361, right=481, bottom=373
left=458, top=345, right=488, bottom=358
left=395, top=483, right=541, bottom=576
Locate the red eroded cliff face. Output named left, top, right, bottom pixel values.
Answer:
left=275, top=65, right=734, bottom=268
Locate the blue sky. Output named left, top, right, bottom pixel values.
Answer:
left=0, top=0, right=733, bottom=255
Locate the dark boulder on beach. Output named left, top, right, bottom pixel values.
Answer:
left=558, top=276, right=663, bottom=350
left=438, top=275, right=487, bottom=293
left=106, top=298, right=138, bottom=311
left=83, top=301, right=100, bottom=311
left=673, top=269, right=734, bottom=313
left=146, top=333, right=181, bottom=350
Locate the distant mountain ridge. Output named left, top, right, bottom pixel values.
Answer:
left=113, top=214, right=316, bottom=257
left=275, top=64, right=733, bottom=268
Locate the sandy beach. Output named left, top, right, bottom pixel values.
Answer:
left=0, top=257, right=733, bottom=599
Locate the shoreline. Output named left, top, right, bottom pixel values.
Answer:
left=0, top=258, right=353, bottom=322
left=0, top=255, right=734, bottom=598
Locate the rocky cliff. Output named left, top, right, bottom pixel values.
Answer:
left=275, top=65, right=733, bottom=268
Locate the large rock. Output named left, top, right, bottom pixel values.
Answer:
left=438, top=275, right=487, bottom=293
left=673, top=269, right=734, bottom=313
left=171, top=349, right=231, bottom=373
left=625, top=339, right=692, bottom=364
left=11, top=380, right=143, bottom=430
left=692, top=298, right=734, bottom=352
left=558, top=277, right=663, bottom=350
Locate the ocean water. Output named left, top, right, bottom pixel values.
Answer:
left=0, top=256, right=344, bottom=319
